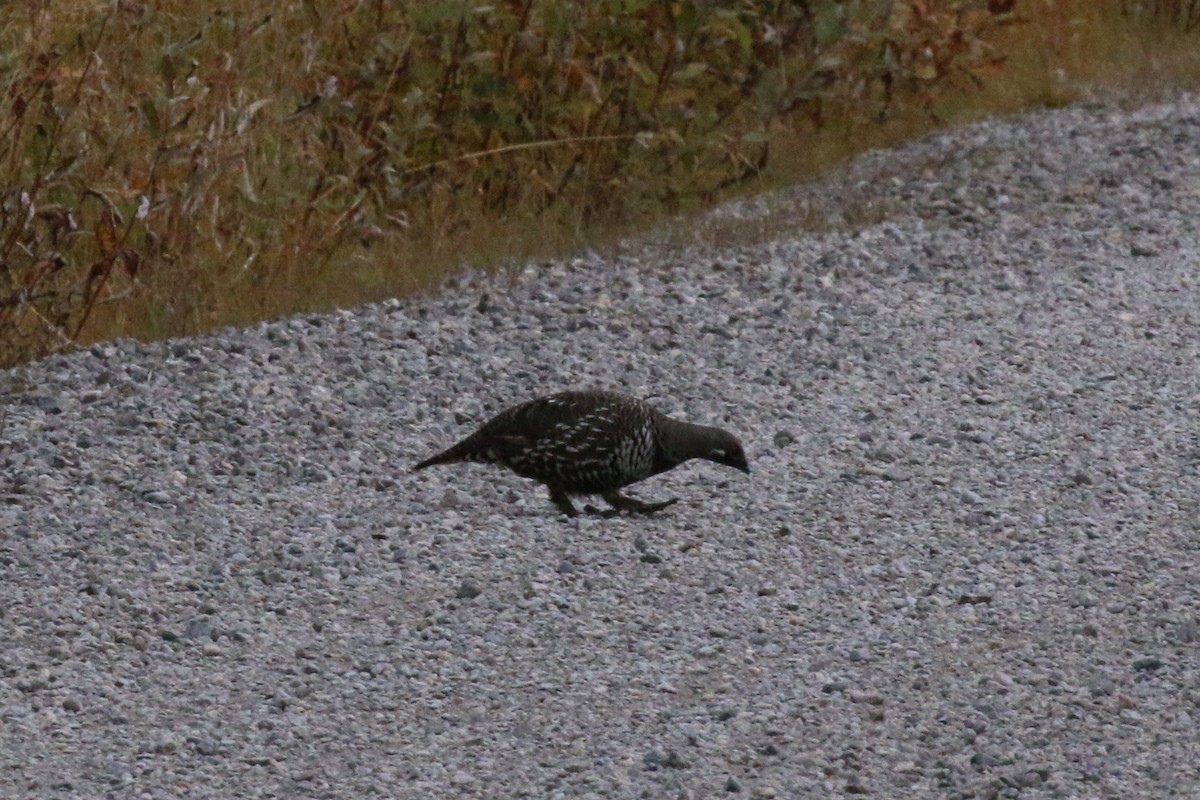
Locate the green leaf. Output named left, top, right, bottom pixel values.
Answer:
left=671, top=62, right=707, bottom=83
left=815, top=11, right=848, bottom=46
left=627, top=57, right=657, bottom=85
left=140, top=98, right=161, bottom=139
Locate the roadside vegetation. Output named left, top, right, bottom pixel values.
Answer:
left=1, top=0, right=1198, bottom=366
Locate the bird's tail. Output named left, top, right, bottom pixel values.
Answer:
left=413, top=434, right=485, bottom=470
left=414, top=428, right=508, bottom=471
left=412, top=447, right=459, bottom=471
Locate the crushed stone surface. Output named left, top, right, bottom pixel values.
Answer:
left=3, top=95, right=1200, bottom=799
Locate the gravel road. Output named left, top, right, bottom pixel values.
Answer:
left=3, top=94, right=1200, bottom=799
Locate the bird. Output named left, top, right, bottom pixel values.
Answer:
left=413, top=390, right=749, bottom=517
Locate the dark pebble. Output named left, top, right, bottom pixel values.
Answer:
left=845, top=775, right=870, bottom=794
left=643, top=749, right=689, bottom=769
left=455, top=580, right=482, bottom=600
left=1131, top=656, right=1163, bottom=672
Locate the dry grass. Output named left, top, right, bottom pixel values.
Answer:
left=660, top=0, right=1200, bottom=253
left=0, top=1, right=1197, bottom=366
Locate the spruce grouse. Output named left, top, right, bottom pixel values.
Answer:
left=413, top=390, right=749, bottom=517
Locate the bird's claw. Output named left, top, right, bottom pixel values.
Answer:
left=637, top=497, right=679, bottom=514
left=586, top=497, right=679, bottom=517
left=583, top=504, right=621, bottom=518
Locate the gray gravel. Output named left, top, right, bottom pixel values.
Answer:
left=4, top=94, right=1200, bottom=799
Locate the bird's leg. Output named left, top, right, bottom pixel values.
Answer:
left=548, top=486, right=579, bottom=518
left=601, top=491, right=679, bottom=515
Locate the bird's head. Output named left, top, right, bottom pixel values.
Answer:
left=706, top=432, right=749, bottom=474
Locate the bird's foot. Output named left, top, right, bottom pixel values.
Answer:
left=629, top=497, right=679, bottom=515
left=583, top=504, right=621, bottom=518
left=601, top=492, right=679, bottom=515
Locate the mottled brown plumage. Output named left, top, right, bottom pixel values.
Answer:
left=414, top=390, right=749, bottom=516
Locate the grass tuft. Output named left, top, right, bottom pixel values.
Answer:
left=0, top=1, right=1197, bottom=366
